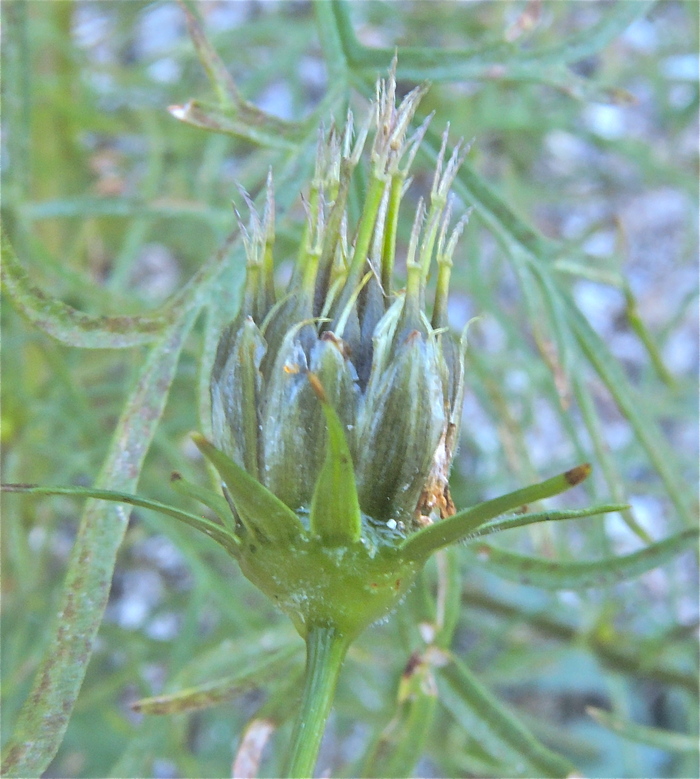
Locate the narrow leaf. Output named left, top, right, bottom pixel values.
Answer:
left=174, top=629, right=296, bottom=689
left=363, top=654, right=438, bottom=779
left=464, top=587, right=699, bottom=694
left=1, top=309, right=199, bottom=778
left=438, top=655, right=574, bottom=778
left=465, top=504, right=627, bottom=540
left=451, top=748, right=509, bottom=779
left=308, top=373, right=362, bottom=545
left=23, top=196, right=230, bottom=226
left=330, top=0, right=652, bottom=99
left=177, top=0, right=240, bottom=104
left=587, top=707, right=700, bottom=754
left=192, top=434, right=305, bottom=544
left=623, top=284, right=675, bottom=387
left=337, top=0, right=653, bottom=69
left=132, top=644, right=299, bottom=714
left=401, top=464, right=591, bottom=560
left=567, top=301, right=694, bottom=526
left=470, top=528, right=699, bottom=590
left=168, top=100, right=304, bottom=149
left=1, top=229, right=169, bottom=348
left=1, top=483, right=240, bottom=557
left=176, top=0, right=307, bottom=145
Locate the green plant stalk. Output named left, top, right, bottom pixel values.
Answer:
left=336, top=171, right=386, bottom=310
left=381, top=173, right=403, bottom=290
left=285, top=626, right=351, bottom=778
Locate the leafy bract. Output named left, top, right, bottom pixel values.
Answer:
left=401, top=464, right=592, bottom=560
left=1, top=229, right=169, bottom=348
left=308, top=373, right=362, bottom=545
left=192, top=434, right=305, bottom=545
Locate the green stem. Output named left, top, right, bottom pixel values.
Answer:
left=334, top=171, right=386, bottom=316
left=381, top=173, right=403, bottom=291
left=286, top=626, right=350, bottom=778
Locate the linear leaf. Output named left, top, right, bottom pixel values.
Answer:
left=401, top=464, right=591, bottom=560
left=335, top=0, right=653, bottom=69
left=471, top=529, right=699, bottom=590
left=363, top=656, right=438, bottom=779
left=451, top=748, right=509, bottom=779
left=332, top=0, right=650, bottom=100
left=2, top=483, right=240, bottom=557
left=623, top=283, right=676, bottom=387
left=22, top=196, right=231, bottom=225
left=168, top=100, right=305, bottom=148
left=312, top=1, right=349, bottom=81
left=177, top=0, right=240, bottom=104
left=565, top=299, right=694, bottom=526
left=465, top=587, right=699, bottom=694
left=172, top=2, right=308, bottom=147
left=1, top=229, right=168, bottom=348
left=465, top=504, right=627, bottom=540
left=438, top=654, right=574, bottom=778
left=0, top=308, right=200, bottom=778
left=132, top=644, right=300, bottom=714
left=572, top=375, right=653, bottom=543
left=587, top=707, right=700, bottom=754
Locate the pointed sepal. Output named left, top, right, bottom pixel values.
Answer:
left=1, top=482, right=241, bottom=557
left=170, top=472, right=236, bottom=533
left=400, top=464, right=592, bottom=561
left=308, top=373, right=362, bottom=546
left=192, top=433, right=306, bottom=545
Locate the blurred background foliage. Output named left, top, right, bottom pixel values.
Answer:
left=1, top=1, right=698, bottom=777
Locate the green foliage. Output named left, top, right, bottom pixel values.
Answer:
left=1, top=1, right=697, bottom=778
